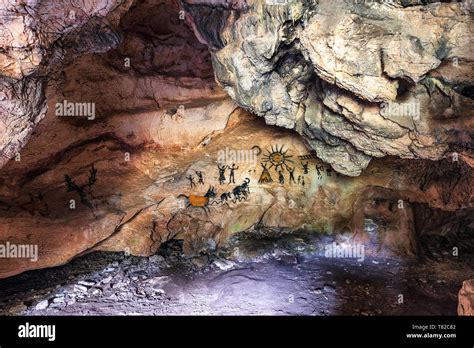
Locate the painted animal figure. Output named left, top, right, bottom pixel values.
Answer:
left=178, top=186, right=216, bottom=213
left=232, top=178, right=250, bottom=201
left=220, top=192, right=232, bottom=202
left=240, top=177, right=250, bottom=193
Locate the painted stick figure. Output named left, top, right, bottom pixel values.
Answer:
left=229, top=163, right=239, bottom=184
left=288, top=167, right=296, bottom=184
left=301, top=161, right=309, bottom=174
left=195, top=170, right=204, bottom=185
left=278, top=170, right=285, bottom=184
left=316, top=165, right=324, bottom=180
left=218, top=164, right=227, bottom=185
left=187, top=174, right=196, bottom=188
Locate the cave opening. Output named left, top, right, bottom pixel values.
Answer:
left=0, top=0, right=473, bottom=321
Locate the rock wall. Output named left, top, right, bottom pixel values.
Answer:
left=0, top=0, right=472, bottom=280
left=0, top=0, right=133, bottom=168
left=183, top=0, right=474, bottom=176
left=458, top=279, right=474, bottom=315
left=0, top=92, right=472, bottom=278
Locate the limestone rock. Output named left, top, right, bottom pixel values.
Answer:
left=0, top=0, right=472, bottom=280
left=184, top=0, right=474, bottom=175
left=35, top=299, right=49, bottom=310
left=458, top=279, right=474, bottom=316
left=0, top=0, right=131, bottom=168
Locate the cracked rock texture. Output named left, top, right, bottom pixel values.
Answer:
left=0, top=0, right=472, bottom=288
left=0, top=0, right=132, bottom=168
left=183, top=0, right=474, bottom=176
left=458, top=279, right=474, bottom=315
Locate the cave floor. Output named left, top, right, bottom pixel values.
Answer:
left=0, top=231, right=471, bottom=316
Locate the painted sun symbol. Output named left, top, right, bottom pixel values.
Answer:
left=262, top=144, right=294, bottom=171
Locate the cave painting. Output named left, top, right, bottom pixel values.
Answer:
left=251, top=145, right=262, bottom=156
left=262, top=144, right=294, bottom=172
left=220, top=192, right=232, bottom=203
left=258, top=163, right=273, bottom=183
left=217, top=164, right=227, bottom=185
left=316, top=165, right=324, bottom=180
left=278, top=170, right=285, bottom=184
left=186, top=174, right=196, bottom=188
left=228, top=163, right=239, bottom=184
left=301, top=161, right=309, bottom=174
left=64, top=164, right=98, bottom=211
left=288, top=167, right=296, bottom=184
left=259, top=144, right=296, bottom=184
left=219, top=178, right=251, bottom=204
left=315, top=164, right=335, bottom=180
left=178, top=186, right=217, bottom=213
left=298, top=151, right=318, bottom=160
left=0, top=0, right=472, bottom=323
left=252, top=144, right=340, bottom=191
left=179, top=177, right=251, bottom=213
left=232, top=178, right=250, bottom=201
left=195, top=170, right=204, bottom=185
left=296, top=175, right=306, bottom=187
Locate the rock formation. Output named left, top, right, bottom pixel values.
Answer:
left=183, top=0, right=473, bottom=176
left=0, top=0, right=472, bottom=284
left=0, top=0, right=134, bottom=168
left=458, top=279, right=474, bottom=315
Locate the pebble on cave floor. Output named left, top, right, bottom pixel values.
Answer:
left=0, top=231, right=471, bottom=316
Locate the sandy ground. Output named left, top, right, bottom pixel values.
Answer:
left=0, top=230, right=472, bottom=316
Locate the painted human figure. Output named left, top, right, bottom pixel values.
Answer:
left=229, top=163, right=239, bottom=184
left=218, top=164, right=227, bottom=185
left=301, top=161, right=309, bottom=174
left=297, top=175, right=301, bottom=185
left=301, top=176, right=305, bottom=187
left=316, top=165, right=324, bottom=180
left=195, top=170, right=204, bottom=185
left=278, top=170, right=285, bottom=184
left=187, top=174, right=196, bottom=188
left=288, top=167, right=296, bottom=184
